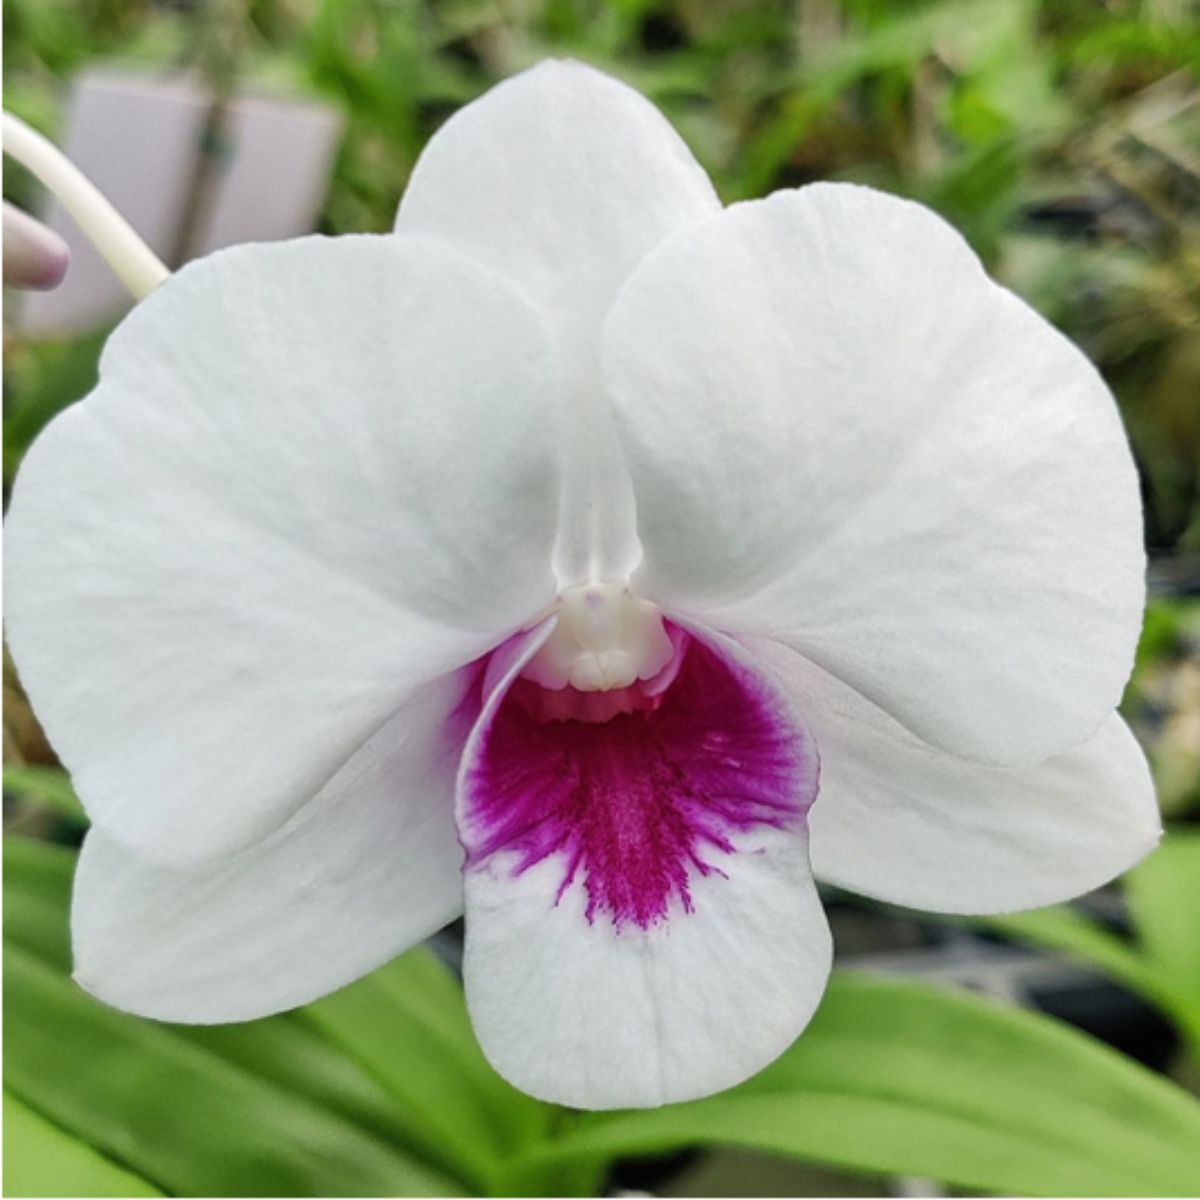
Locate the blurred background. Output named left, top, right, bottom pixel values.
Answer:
left=4, top=1, right=1200, bottom=1196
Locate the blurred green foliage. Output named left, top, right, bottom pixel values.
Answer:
left=3, top=0, right=1199, bottom=549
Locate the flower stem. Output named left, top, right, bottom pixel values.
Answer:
left=2, top=110, right=171, bottom=300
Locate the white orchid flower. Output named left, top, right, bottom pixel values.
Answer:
left=4, top=60, right=1158, bottom=1110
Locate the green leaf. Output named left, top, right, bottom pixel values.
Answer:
left=4, top=1094, right=166, bottom=1195
left=3, top=834, right=75, bottom=970
left=1126, top=829, right=1200, bottom=1053
left=517, top=973, right=1200, bottom=1197
left=4, top=943, right=463, bottom=1197
left=180, top=1017, right=470, bottom=1164
left=983, top=830, right=1200, bottom=1057
left=2, top=765, right=86, bottom=824
left=302, top=946, right=551, bottom=1193
left=1127, top=829, right=1200, bottom=1002
left=4, top=836, right=492, bottom=1193
left=3, top=840, right=469, bottom=1196
left=980, top=905, right=1186, bottom=1024
left=3, top=1091, right=164, bottom=1198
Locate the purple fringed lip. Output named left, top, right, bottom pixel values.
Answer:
left=459, top=623, right=820, bottom=930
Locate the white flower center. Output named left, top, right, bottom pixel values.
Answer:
left=521, top=583, right=675, bottom=692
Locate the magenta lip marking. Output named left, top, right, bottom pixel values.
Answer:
left=460, top=627, right=819, bottom=929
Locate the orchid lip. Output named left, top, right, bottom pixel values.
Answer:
left=461, top=621, right=821, bottom=932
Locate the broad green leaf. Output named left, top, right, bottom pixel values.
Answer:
left=3, top=836, right=493, bottom=1192
left=1127, top=829, right=1200, bottom=1003
left=179, top=1018, right=469, bottom=1162
left=5, top=943, right=462, bottom=1197
left=3, top=838, right=466, bottom=1196
left=1126, top=829, right=1200, bottom=1053
left=3, top=1091, right=164, bottom=1198
left=303, top=946, right=551, bottom=1192
left=514, top=973, right=1200, bottom=1198
left=3, top=835, right=75, bottom=970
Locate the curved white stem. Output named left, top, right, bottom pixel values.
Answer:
left=2, top=110, right=170, bottom=299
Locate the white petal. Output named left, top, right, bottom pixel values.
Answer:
left=397, top=60, right=719, bottom=334
left=5, top=234, right=559, bottom=865
left=457, top=623, right=831, bottom=1109
left=398, top=59, right=721, bottom=584
left=751, top=638, right=1162, bottom=914
left=604, top=183, right=1144, bottom=766
left=72, top=668, right=472, bottom=1022
left=464, top=829, right=830, bottom=1109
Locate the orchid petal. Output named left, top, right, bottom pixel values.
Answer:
left=71, top=667, right=474, bottom=1022
left=750, top=638, right=1161, bottom=913
left=456, top=622, right=830, bottom=1108
left=5, top=235, right=559, bottom=865
left=397, top=59, right=721, bottom=584
left=604, top=183, right=1144, bottom=766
